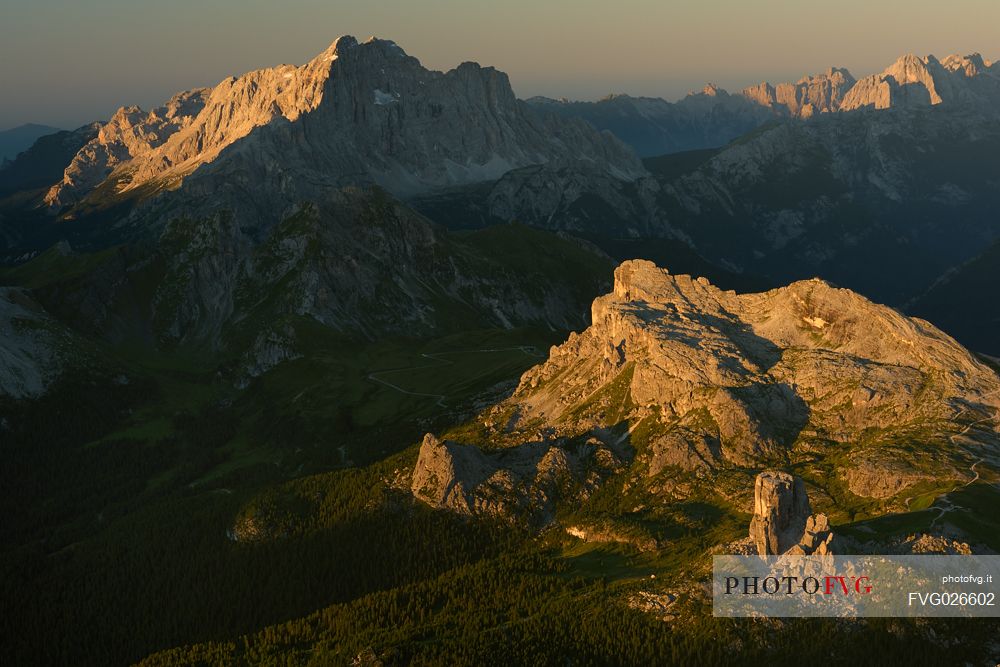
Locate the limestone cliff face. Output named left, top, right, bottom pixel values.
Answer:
left=509, top=260, right=999, bottom=471
left=840, top=53, right=1000, bottom=112
left=46, top=89, right=210, bottom=208
left=742, top=68, right=856, bottom=118
left=407, top=260, right=1000, bottom=519
left=45, top=36, right=642, bottom=213
left=749, top=471, right=833, bottom=556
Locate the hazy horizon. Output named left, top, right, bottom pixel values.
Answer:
left=2, top=0, right=998, bottom=130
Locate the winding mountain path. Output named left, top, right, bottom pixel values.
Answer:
left=908, top=385, right=1000, bottom=526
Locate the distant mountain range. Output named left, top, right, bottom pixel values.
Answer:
left=528, top=52, right=999, bottom=156
left=0, top=123, right=62, bottom=163
left=526, top=86, right=774, bottom=157
left=42, top=35, right=641, bottom=216
left=415, top=52, right=1000, bottom=353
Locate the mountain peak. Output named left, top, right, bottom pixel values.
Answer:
left=410, top=259, right=1000, bottom=524
left=360, top=35, right=409, bottom=58
left=826, top=66, right=854, bottom=80
left=312, top=34, right=357, bottom=65
left=886, top=52, right=933, bottom=76
left=331, top=34, right=357, bottom=50
left=44, top=36, right=641, bottom=212
left=940, top=52, right=989, bottom=76
left=741, top=66, right=854, bottom=118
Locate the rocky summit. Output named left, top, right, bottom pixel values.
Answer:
left=45, top=35, right=642, bottom=215
left=411, top=260, right=1000, bottom=520
left=741, top=67, right=856, bottom=118
left=507, top=260, right=1000, bottom=468
left=840, top=52, right=1000, bottom=112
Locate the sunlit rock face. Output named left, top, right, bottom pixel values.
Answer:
left=409, top=260, right=1000, bottom=519
left=749, top=471, right=833, bottom=555
left=839, top=52, right=1000, bottom=111
left=506, top=260, right=1000, bottom=469
left=742, top=67, right=856, bottom=118
left=45, top=35, right=642, bottom=211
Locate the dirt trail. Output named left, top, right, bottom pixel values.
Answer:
left=907, top=385, right=1000, bottom=526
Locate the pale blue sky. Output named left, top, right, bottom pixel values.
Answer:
left=1, top=0, right=997, bottom=129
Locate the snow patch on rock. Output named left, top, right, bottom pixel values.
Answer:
left=373, top=88, right=398, bottom=105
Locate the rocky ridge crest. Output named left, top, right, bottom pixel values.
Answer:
left=45, top=36, right=642, bottom=214
left=411, top=260, right=1000, bottom=520
left=742, top=67, right=856, bottom=118
left=509, top=260, right=999, bottom=470
left=840, top=53, right=1000, bottom=112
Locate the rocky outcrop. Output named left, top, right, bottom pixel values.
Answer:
left=46, top=36, right=642, bottom=215
left=506, top=261, right=1000, bottom=470
left=627, top=591, right=678, bottom=621
left=749, top=471, right=834, bottom=556
left=564, top=521, right=659, bottom=552
left=895, top=533, right=973, bottom=555
left=408, top=260, right=999, bottom=525
left=789, top=513, right=835, bottom=556
left=749, top=471, right=811, bottom=555
left=410, top=432, right=622, bottom=523
left=843, top=461, right=936, bottom=499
